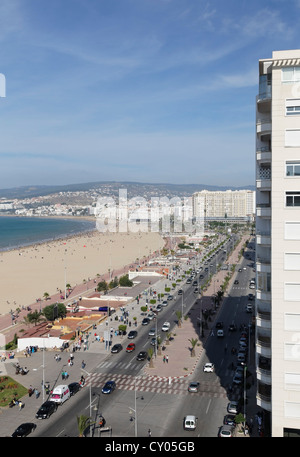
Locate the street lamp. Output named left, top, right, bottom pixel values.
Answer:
left=81, top=367, right=92, bottom=437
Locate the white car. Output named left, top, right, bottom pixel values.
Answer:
left=161, top=322, right=170, bottom=332
left=203, top=362, right=214, bottom=373
left=183, top=415, right=198, bottom=431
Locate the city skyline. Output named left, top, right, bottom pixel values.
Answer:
left=0, top=0, right=299, bottom=189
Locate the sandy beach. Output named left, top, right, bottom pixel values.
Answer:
left=0, top=230, right=165, bottom=315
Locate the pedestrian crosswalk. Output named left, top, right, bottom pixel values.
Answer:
left=86, top=371, right=231, bottom=399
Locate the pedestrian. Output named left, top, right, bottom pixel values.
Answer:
left=148, top=429, right=151, bottom=437
left=166, top=355, right=169, bottom=363
left=163, top=355, right=166, bottom=363
left=62, top=370, right=65, bottom=380
left=82, top=360, right=85, bottom=369
left=18, top=401, right=23, bottom=411
left=35, top=388, right=40, bottom=399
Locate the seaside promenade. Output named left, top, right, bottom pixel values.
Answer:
left=0, top=233, right=264, bottom=437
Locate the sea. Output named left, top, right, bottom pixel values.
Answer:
left=0, top=215, right=96, bottom=251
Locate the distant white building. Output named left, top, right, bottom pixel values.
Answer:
left=192, top=189, right=255, bottom=223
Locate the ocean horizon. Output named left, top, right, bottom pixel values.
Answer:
left=0, top=215, right=96, bottom=251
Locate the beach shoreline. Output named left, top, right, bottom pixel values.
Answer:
left=0, top=229, right=165, bottom=316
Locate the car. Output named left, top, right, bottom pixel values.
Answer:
left=161, top=322, right=170, bottom=332
left=217, top=329, right=224, bottom=337
left=237, top=352, right=246, bottom=362
left=148, top=327, right=156, bottom=336
left=136, top=351, right=147, bottom=361
left=199, top=274, right=204, bottom=279
left=246, top=304, right=253, bottom=313
left=156, top=304, right=162, bottom=312
left=228, top=323, right=237, bottom=332
left=102, top=380, right=116, bottom=394
left=216, top=321, right=223, bottom=329
left=224, top=414, right=236, bottom=427
left=203, top=362, right=214, bottom=372
left=178, top=289, right=183, bottom=295
left=150, top=337, right=157, bottom=346
left=194, top=288, right=199, bottom=293
left=68, top=382, right=81, bottom=396
left=126, top=343, right=136, bottom=352
left=192, top=281, right=198, bottom=287
left=248, top=294, right=254, bottom=301
left=127, top=330, right=138, bottom=339
left=167, top=295, right=173, bottom=300
left=218, top=425, right=234, bottom=437
left=188, top=381, right=200, bottom=393
left=233, top=373, right=243, bottom=385
left=147, top=313, right=155, bottom=320
left=111, top=344, right=123, bottom=353
left=183, top=415, right=198, bottom=430
left=36, top=400, right=58, bottom=419
left=234, top=280, right=239, bottom=284
left=11, top=422, right=37, bottom=437
left=142, top=318, right=150, bottom=325
left=227, top=401, right=239, bottom=414
left=161, top=300, right=168, bottom=307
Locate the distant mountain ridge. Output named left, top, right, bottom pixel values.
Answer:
left=0, top=181, right=255, bottom=199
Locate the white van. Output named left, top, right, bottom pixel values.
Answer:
left=184, top=415, right=198, bottom=430
left=50, top=385, right=70, bottom=405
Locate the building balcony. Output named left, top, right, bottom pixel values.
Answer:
left=256, top=232, right=271, bottom=246
left=256, top=289, right=271, bottom=302
left=256, top=147, right=271, bottom=163
left=256, top=334, right=271, bottom=358
left=256, top=205, right=271, bottom=218
left=256, top=309, right=271, bottom=330
left=256, top=118, right=272, bottom=135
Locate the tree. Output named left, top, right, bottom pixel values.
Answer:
left=109, top=276, right=119, bottom=289
left=188, top=338, right=198, bottom=357
left=97, top=280, right=108, bottom=293
left=43, top=292, right=49, bottom=300
left=42, top=303, right=66, bottom=322
left=23, top=310, right=45, bottom=326
left=176, top=310, right=182, bottom=327
left=119, top=274, right=133, bottom=287
left=147, top=347, right=154, bottom=368
left=76, top=415, right=92, bottom=437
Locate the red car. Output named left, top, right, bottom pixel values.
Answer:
left=126, top=343, right=135, bottom=352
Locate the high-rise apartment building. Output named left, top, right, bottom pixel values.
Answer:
left=193, top=189, right=255, bottom=222
left=256, top=50, right=300, bottom=437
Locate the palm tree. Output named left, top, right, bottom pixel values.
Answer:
left=176, top=310, right=182, bottom=327
left=147, top=347, right=154, bottom=368
left=77, top=415, right=91, bottom=437
left=43, top=292, right=49, bottom=300
left=188, top=338, right=198, bottom=357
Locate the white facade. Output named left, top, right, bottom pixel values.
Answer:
left=256, top=49, right=300, bottom=437
left=193, top=189, right=255, bottom=220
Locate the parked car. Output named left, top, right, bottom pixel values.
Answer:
left=36, top=401, right=58, bottom=419
left=223, top=415, right=236, bottom=427
left=11, top=422, right=36, bottom=437
left=218, top=425, right=234, bottom=437
left=178, top=289, right=183, bottom=295
left=156, top=304, right=162, bottom=312
left=161, top=300, right=168, bottom=307
left=68, top=382, right=81, bottom=396
left=111, top=344, right=123, bottom=353
left=167, top=295, right=173, bottom=300
left=136, top=351, right=147, bottom=361
left=227, top=401, right=239, bottom=414
left=102, top=380, right=116, bottom=394
left=217, top=329, right=224, bottom=337
left=150, top=337, right=157, bottom=346
left=188, top=382, right=200, bottom=393
left=126, top=343, right=135, bottom=352
left=142, top=318, right=150, bottom=325
left=148, top=327, right=156, bottom=336
left=127, top=330, right=138, bottom=339
left=203, top=362, right=214, bottom=372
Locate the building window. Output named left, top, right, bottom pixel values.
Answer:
left=286, top=162, right=300, bottom=176
left=282, top=67, right=300, bottom=83
left=285, top=222, right=300, bottom=239
left=286, top=192, right=300, bottom=207
left=286, top=99, right=300, bottom=115
left=285, top=129, right=300, bottom=147
left=285, top=283, right=300, bottom=300
left=285, top=253, right=300, bottom=270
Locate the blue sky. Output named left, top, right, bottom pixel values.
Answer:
left=0, top=0, right=299, bottom=190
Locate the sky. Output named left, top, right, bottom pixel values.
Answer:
left=0, top=0, right=299, bottom=190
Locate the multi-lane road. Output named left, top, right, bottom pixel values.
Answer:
left=34, top=234, right=257, bottom=437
